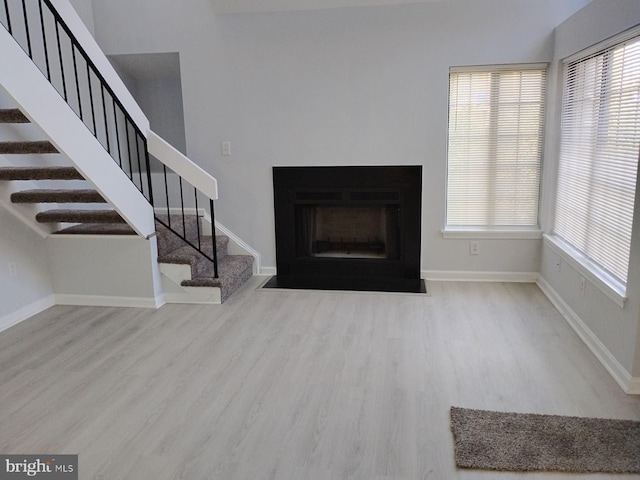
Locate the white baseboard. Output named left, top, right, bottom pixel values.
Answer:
left=423, top=270, right=539, bottom=283
left=54, top=294, right=162, bottom=308
left=536, top=276, right=639, bottom=395
left=258, top=266, right=277, bottom=276
left=214, top=221, right=261, bottom=274
left=0, top=295, right=56, bottom=333
left=164, top=287, right=221, bottom=304
left=627, top=377, right=640, bottom=395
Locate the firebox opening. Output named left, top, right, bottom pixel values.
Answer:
left=295, top=205, right=400, bottom=260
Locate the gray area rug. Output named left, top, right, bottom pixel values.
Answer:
left=450, top=407, right=640, bottom=473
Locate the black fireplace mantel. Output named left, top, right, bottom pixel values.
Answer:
left=268, top=165, right=425, bottom=293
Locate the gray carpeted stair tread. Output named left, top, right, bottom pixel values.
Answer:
left=36, top=209, right=126, bottom=224
left=182, top=255, right=254, bottom=302
left=0, top=140, right=58, bottom=154
left=0, top=166, right=84, bottom=180
left=155, top=214, right=214, bottom=256
left=0, top=109, right=29, bottom=123
left=155, top=213, right=253, bottom=302
left=11, top=189, right=105, bottom=204
left=53, top=223, right=137, bottom=235
left=157, top=235, right=228, bottom=263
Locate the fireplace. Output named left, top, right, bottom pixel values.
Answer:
left=267, top=166, right=424, bottom=293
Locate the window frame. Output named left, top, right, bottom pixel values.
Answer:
left=550, top=27, right=640, bottom=304
left=444, top=63, right=547, bottom=236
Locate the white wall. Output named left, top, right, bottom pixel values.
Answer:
left=67, top=0, right=95, bottom=35
left=539, top=0, right=640, bottom=387
left=47, top=236, right=163, bottom=307
left=91, top=0, right=591, bottom=275
left=0, top=206, right=54, bottom=328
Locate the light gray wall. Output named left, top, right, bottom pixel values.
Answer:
left=134, top=77, right=187, bottom=155
left=540, top=0, right=640, bottom=378
left=0, top=207, right=54, bottom=321
left=67, top=0, right=95, bottom=35
left=91, top=0, right=591, bottom=273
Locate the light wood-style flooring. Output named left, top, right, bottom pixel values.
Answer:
left=1, top=279, right=639, bottom=479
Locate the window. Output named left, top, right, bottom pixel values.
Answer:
left=553, top=32, right=640, bottom=290
left=446, top=65, right=546, bottom=229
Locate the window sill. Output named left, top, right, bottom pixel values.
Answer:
left=543, top=234, right=627, bottom=308
left=442, top=227, right=543, bottom=240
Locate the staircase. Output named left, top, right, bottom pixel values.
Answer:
left=156, top=215, right=254, bottom=303
left=0, top=108, right=254, bottom=303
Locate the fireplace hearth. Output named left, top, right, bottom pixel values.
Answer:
left=267, top=166, right=424, bottom=293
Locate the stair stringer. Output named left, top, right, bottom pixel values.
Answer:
left=0, top=25, right=155, bottom=239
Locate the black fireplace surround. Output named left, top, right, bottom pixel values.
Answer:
left=267, top=166, right=425, bottom=293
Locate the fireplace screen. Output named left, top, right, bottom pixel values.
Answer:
left=296, top=205, right=400, bottom=259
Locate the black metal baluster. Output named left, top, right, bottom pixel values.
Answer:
left=125, top=121, right=134, bottom=181
left=71, top=45, right=82, bottom=120
left=21, top=0, right=32, bottom=58
left=143, top=137, right=154, bottom=205
left=112, top=102, right=122, bottom=169
left=100, top=85, right=111, bottom=153
left=210, top=199, right=219, bottom=278
left=179, top=177, right=186, bottom=239
left=4, top=0, right=12, bottom=35
left=86, top=64, right=96, bottom=135
left=37, top=0, right=50, bottom=80
left=194, top=189, right=201, bottom=250
left=163, top=165, right=170, bottom=228
left=54, top=20, right=67, bottom=100
left=134, top=133, right=144, bottom=194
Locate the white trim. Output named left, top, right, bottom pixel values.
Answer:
left=0, top=295, right=56, bottom=334
left=163, top=287, right=221, bottom=305
left=213, top=221, right=262, bottom=274
left=147, top=131, right=218, bottom=200
left=259, top=266, right=277, bottom=276
left=441, top=228, right=543, bottom=240
left=544, top=234, right=627, bottom=308
left=54, top=294, right=163, bottom=308
left=450, top=63, right=548, bottom=73
left=423, top=270, right=539, bottom=283
left=536, top=276, right=637, bottom=395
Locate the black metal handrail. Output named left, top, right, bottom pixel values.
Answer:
left=1, top=0, right=218, bottom=278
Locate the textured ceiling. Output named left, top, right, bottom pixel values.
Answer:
left=210, top=0, right=446, bottom=14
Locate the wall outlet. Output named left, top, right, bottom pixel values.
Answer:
left=469, top=241, right=480, bottom=255
left=8, top=262, right=17, bottom=278
left=221, top=141, right=231, bottom=156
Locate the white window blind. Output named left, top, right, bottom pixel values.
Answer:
left=553, top=33, right=640, bottom=286
left=446, top=65, right=546, bottom=227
